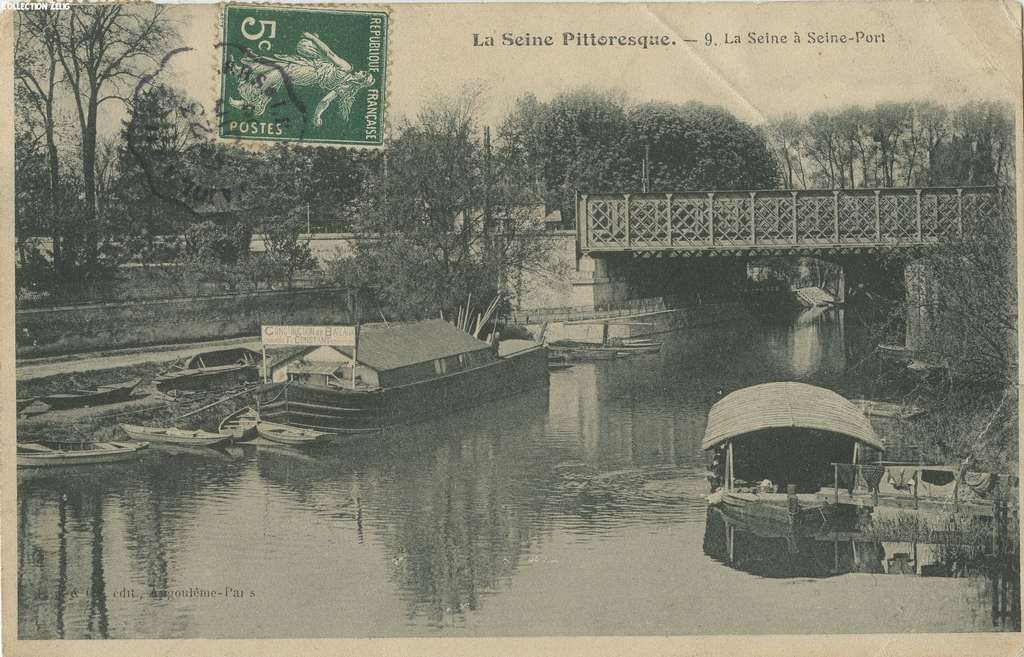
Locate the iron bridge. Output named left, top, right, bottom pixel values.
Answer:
left=577, top=187, right=1001, bottom=257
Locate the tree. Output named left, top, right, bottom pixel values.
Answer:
left=867, top=102, right=912, bottom=187
left=913, top=190, right=1016, bottom=385
left=627, top=101, right=777, bottom=190
left=337, top=89, right=550, bottom=319
left=50, top=5, right=178, bottom=275
left=15, top=10, right=71, bottom=287
left=763, top=114, right=808, bottom=189
left=500, top=88, right=633, bottom=225
left=501, top=91, right=777, bottom=224
left=260, top=213, right=317, bottom=290
left=180, top=220, right=251, bottom=293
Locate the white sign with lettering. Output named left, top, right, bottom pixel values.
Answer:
left=261, top=325, right=357, bottom=347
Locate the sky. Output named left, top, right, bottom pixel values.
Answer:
left=99, top=1, right=1023, bottom=137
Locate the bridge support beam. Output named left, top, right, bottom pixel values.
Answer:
left=904, top=261, right=936, bottom=354
left=571, top=255, right=632, bottom=309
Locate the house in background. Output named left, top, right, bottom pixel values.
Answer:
left=268, top=319, right=498, bottom=390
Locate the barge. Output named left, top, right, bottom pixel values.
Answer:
left=259, top=320, right=549, bottom=434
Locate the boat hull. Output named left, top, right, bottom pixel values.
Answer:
left=261, top=345, right=549, bottom=434
left=155, top=364, right=259, bottom=392
left=708, top=490, right=861, bottom=536
left=119, top=423, right=232, bottom=447
left=256, top=423, right=336, bottom=445
left=17, top=441, right=149, bottom=468
left=40, top=379, right=139, bottom=410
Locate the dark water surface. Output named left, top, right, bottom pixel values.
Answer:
left=18, top=310, right=1015, bottom=638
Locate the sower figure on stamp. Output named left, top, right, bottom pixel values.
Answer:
left=228, top=31, right=374, bottom=127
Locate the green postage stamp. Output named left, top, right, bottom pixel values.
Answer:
left=219, top=5, right=388, bottom=146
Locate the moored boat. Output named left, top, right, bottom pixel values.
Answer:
left=260, top=320, right=549, bottom=434
left=40, top=378, right=141, bottom=410
left=256, top=419, right=336, bottom=446
left=155, top=347, right=261, bottom=392
left=218, top=406, right=259, bottom=442
left=17, top=440, right=149, bottom=468
left=703, top=381, right=884, bottom=534
left=119, top=423, right=233, bottom=448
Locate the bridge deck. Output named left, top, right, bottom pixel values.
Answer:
left=578, top=187, right=1001, bottom=256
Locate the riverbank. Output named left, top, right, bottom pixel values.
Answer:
left=15, top=287, right=352, bottom=358
left=900, top=383, right=1019, bottom=475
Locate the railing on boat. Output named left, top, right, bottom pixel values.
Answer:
left=829, top=462, right=1018, bottom=515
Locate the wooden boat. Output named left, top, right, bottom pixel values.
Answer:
left=703, top=382, right=884, bottom=533
left=40, top=378, right=140, bottom=410
left=17, top=440, right=149, bottom=468
left=256, top=418, right=337, bottom=446
left=155, top=347, right=261, bottom=392
left=548, top=339, right=661, bottom=359
left=218, top=406, right=259, bottom=442
left=119, top=423, right=232, bottom=448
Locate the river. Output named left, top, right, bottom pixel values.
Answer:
left=17, top=308, right=1018, bottom=638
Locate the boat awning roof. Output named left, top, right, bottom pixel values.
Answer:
left=702, top=382, right=882, bottom=451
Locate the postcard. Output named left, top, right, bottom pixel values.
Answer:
left=2, top=1, right=1022, bottom=656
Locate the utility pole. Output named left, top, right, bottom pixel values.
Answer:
left=483, top=126, right=495, bottom=285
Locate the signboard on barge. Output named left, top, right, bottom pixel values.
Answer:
left=261, top=325, right=357, bottom=347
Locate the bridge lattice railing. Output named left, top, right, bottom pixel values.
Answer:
left=578, top=187, right=1001, bottom=252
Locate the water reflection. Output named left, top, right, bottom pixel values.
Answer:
left=17, top=310, right=1019, bottom=637
left=703, top=507, right=1019, bottom=629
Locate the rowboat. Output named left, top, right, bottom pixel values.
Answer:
left=703, top=382, right=884, bottom=534
left=17, top=440, right=149, bottom=468
left=119, top=423, right=232, bottom=448
left=155, top=347, right=261, bottom=392
left=40, top=378, right=140, bottom=410
left=256, top=419, right=337, bottom=446
left=547, top=339, right=662, bottom=359
left=218, top=406, right=259, bottom=442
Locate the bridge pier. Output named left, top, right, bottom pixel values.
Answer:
left=571, top=255, right=634, bottom=308
left=904, top=261, right=936, bottom=354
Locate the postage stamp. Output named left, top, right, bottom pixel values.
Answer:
left=218, top=5, right=388, bottom=146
